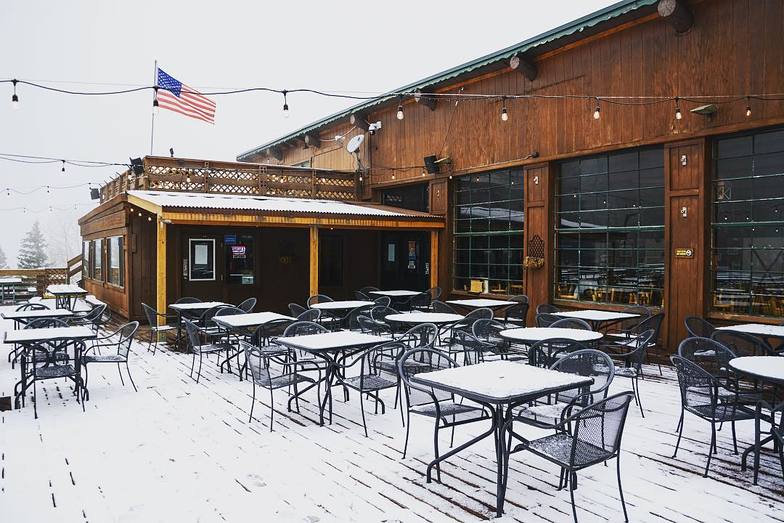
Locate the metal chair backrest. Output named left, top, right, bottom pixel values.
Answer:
left=635, top=312, right=664, bottom=343
left=509, top=294, right=529, bottom=304
left=354, top=290, right=370, bottom=301
left=620, top=329, right=656, bottom=368
left=289, top=303, right=307, bottom=317
left=243, top=342, right=273, bottom=386
left=711, top=329, right=775, bottom=356
left=504, top=301, right=529, bottom=326
left=373, top=296, right=391, bottom=307
left=25, top=318, right=69, bottom=329
left=83, top=303, right=107, bottom=323
left=550, top=348, right=615, bottom=401
left=307, top=294, right=333, bottom=307
left=214, top=306, right=244, bottom=317
left=370, top=306, right=398, bottom=323
left=296, top=309, right=321, bottom=322
left=16, top=302, right=48, bottom=311
left=568, top=392, right=635, bottom=467
left=670, top=355, right=721, bottom=413
left=183, top=319, right=202, bottom=350
left=356, top=315, right=378, bottom=334
left=431, top=300, right=457, bottom=314
left=115, top=321, right=140, bottom=358
left=550, top=317, right=592, bottom=330
left=141, top=302, right=160, bottom=327
left=256, top=318, right=293, bottom=342
left=536, top=313, right=561, bottom=327
left=684, top=316, right=716, bottom=338
left=398, top=347, right=458, bottom=406
left=353, top=340, right=407, bottom=386
left=283, top=320, right=328, bottom=337
left=472, top=318, right=507, bottom=341
left=452, top=330, right=494, bottom=365
left=360, top=286, right=379, bottom=295
left=528, top=338, right=589, bottom=367
left=174, top=297, right=201, bottom=304
left=677, top=336, right=736, bottom=377
left=398, top=323, right=438, bottom=350
left=427, top=287, right=443, bottom=301
left=345, top=305, right=373, bottom=330
left=200, top=305, right=227, bottom=328
left=237, top=297, right=257, bottom=313
left=536, top=303, right=560, bottom=314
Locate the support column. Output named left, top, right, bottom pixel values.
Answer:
left=523, top=163, right=553, bottom=325
left=156, top=219, right=167, bottom=324
left=309, top=225, right=319, bottom=297
left=430, top=230, right=439, bottom=289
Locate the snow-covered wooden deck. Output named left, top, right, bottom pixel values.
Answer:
left=1, top=312, right=782, bottom=522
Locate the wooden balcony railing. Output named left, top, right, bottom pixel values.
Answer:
left=100, top=156, right=358, bottom=203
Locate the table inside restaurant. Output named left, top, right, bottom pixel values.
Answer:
left=46, top=284, right=88, bottom=311
left=411, top=360, right=594, bottom=516
left=276, top=331, right=389, bottom=425
left=553, top=309, right=638, bottom=330
left=4, top=325, right=97, bottom=409
left=728, top=356, right=784, bottom=485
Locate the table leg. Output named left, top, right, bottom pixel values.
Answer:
left=741, top=397, right=784, bottom=484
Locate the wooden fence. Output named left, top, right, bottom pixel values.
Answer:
left=0, top=254, right=83, bottom=301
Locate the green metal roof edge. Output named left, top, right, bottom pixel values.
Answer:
left=237, top=0, right=658, bottom=161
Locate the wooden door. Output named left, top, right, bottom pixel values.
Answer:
left=663, top=139, right=709, bottom=350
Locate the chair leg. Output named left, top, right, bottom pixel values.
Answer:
left=402, top=408, right=411, bottom=458
left=569, top=471, right=578, bottom=523
left=672, top=408, right=685, bottom=458
left=633, top=378, right=644, bottom=418
left=148, top=331, right=154, bottom=353
left=731, top=420, right=738, bottom=455
left=269, top=388, right=275, bottom=432
left=248, top=381, right=256, bottom=422
left=617, top=455, right=629, bottom=522
left=397, top=381, right=406, bottom=427
left=190, top=353, right=196, bottom=378
left=675, top=408, right=683, bottom=433
left=33, top=377, right=38, bottom=419
left=117, top=363, right=125, bottom=386
left=433, top=421, right=442, bottom=483
left=196, top=354, right=204, bottom=384
left=753, top=411, right=761, bottom=485
left=83, top=364, right=90, bottom=402
left=359, top=388, right=368, bottom=437
left=704, top=421, right=716, bottom=477
left=125, top=362, right=137, bottom=392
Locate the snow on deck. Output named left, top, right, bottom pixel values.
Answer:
left=0, top=308, right=782, bottom=522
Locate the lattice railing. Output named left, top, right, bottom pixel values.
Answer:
left=100, top=157, right=357, bottom=202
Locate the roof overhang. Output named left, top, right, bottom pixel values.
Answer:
left=125, top=190, right=444, bottom=230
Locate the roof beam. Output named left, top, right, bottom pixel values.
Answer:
left=414, top=89, right=437, bottom=111
left=509, top=53, right=538, bottom=81
left=657, top=0, right=693, bottom=34
left=268, top=146, right=284, bottom=162
left=349, top=112, right=370, bottom=131
left=304, top=133, right=321, bottom=148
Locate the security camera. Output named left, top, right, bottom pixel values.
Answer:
left=368, top=121, right=382, bottom=135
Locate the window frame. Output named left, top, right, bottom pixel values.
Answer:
left=188, top=238, right=216, bottom=282
left=107, top=235, right=125, bottom=288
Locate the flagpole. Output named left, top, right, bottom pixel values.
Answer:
left=150, top=60, right=157, bottom=155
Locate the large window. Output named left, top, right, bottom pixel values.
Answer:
left=453, top=169, right=524, bottom=295
left=93, top=238, right=103, bottom=281
left=82, top=241, right=90, bottom=279
left=711, top=128, right=784, bottom=317
left=107, top=236, right=124, bottom=287
left=381, top=183, right=429, bottom=212
left=555, top=147, right=664, bottom=306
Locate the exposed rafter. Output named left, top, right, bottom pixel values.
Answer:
left=509, top=53, right=538, bottom=81
left=657, top=0, right=693, bottom=34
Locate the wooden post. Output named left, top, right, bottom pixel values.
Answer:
left=156, top=219, right=167, bottom=325
left=309, top=225, right=319, bottom=297
left=430, top=230, right=439, bottom=289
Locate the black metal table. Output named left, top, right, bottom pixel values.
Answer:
left=412, top=360, right=593, bottom=517
left=46, top=284, right=88, bottom=311
left=168, top=301, right=227, bottom=349
left=212, top=312, right=296, bottom=375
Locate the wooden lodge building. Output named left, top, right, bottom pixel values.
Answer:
left=79, top=0, right=784, bottom=353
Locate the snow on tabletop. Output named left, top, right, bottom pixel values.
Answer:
left=168, top=301, right=227, bottom=310
left=413, top=360, right=593, bottom=402
left=717, top=323, right=784, bottom=338
left=276, top=331, right=388, bottom=350
left=309, top=300, right=374, bottom=310
left=446, top=299, right=517, bottom=308
left=1, top=308, right=74, bottom=319
left=729, top=356, right=784, bottom=381
left=212, top=312, right=294, bottom=327
left=499, top=327, right=603, bottom=342
left=368, top=290, right=420, bottom=297
left=0, top=277, right=23, bottom=284
left=4, top=325, right=96, bottom=343
left=46, top=284, right=87, bottom=294
left=555, top=310, right=638, bottom=321
left=386, top=312, right=464, bottom=323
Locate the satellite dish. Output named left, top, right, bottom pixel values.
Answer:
left=346, top=134, right=364, bottom=154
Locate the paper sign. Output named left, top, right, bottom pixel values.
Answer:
left=231, top=245, right=246, bottom=258
left=195, top=244, right=208, bottom=265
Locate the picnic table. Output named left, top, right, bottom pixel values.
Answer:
left=411, top=360, right=593, bottom=516
left=46, top=284, right=88, bottom=311
left=0, top=277, right=22, bottom=303
left=276, top=331, right=389, bottom=425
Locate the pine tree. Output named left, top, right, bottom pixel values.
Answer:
left=18, top=221, right=48, bottom=269
left=0, top=245, right=7, bottom=268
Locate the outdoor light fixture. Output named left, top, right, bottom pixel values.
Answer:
left=501, top=97, right=509, bottom=122
left=61, top=160, right=65, bottom=173
left=152, top=98, right=159, bottom=115
left=746, top=98, right=752, bottom=117
left=11, top=79, right=19, bottom=109
left=593, top=98, right=601, bottom=120
left=674, top=97, right=682, bottom=120
left=282, top=90, right=289, bottom=118
left=130, top=157, right=144, bottom=175
left=396, top=96, right=404, bottom=120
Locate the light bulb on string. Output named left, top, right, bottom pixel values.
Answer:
left=674, top=97, right=682, bottom=120
left=61, top=160, right=66, bottom=173
left=152, top=98, right=159, bottom=115
left=282, top=90, right=289, bottom=118
left=593, top=98, right=601, bottom=120
left=46, top=185, right=50, bottom=194
left=745, top=97, right=752, bottom=117
left=11, top=79, right=19, bottom=109
left=396, top=96, right=404, bottom=120
left=500, top=97, right=508, bottom=122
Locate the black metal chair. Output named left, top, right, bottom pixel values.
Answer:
left=504, top=392, right=636, bottom=523
left=360, top=286, right=380, bottom=295
left=527, top=338, right=587, bottom=368
left=70, top=303, right=108, bottom=333
left=14, top=318, right=71, bottom=408
left=514, top=349, right=615, bottom=429
left=357, top=314, right=392, bottom=337
left=503, top=300, right=529, bottom=328
left=549, top=318, right=592, bottom=330
left=8, top=302, right=50, bottom=366
left=354, top=290, right=370, bottom=301
left=602, top=329, right=655, bottom=417
left=243, top=340, right=321, bottom=431
left=339, top=304, right=373, bottom=331
left=334, top=341, right=402, bottom=436
left=27, top=338, right=87, bottom=418
left=447, top=307, right=493, bottom=346
left=450, top=330, right=496, bottom=366
left=289, top=302, right=307, bottom=317
left=82, top=321, right=140, bottom=399
left=684, top=316, right=716, bottom=338
left=604, top=312, right=665, bottom=375
left=472, top=318, right=513, bottom=357
left=536, top=312, right=561, bottom=327
left=373, top=296, right=392, bottom=307
left=237, top=297, right=257, bottom=313
left=408, top=291, right=432, bottom=312
left=306, top=294, right=333, bottom=307
left=536, top=303, right=560, bottom=314
left=296, top=308, right=321, bottom=322
left=711, top=330, right=777, bottom=357
left=397, top=347, right=491, bottom=473
left=370, top=305, right=399, bottom=333
left=183, top=319, right=236, bottom=383
left=141, top=302, right=177, bottom=355
left=670, top=355, right=757, bottom=477
left=431, top=300, right=458, bottom=314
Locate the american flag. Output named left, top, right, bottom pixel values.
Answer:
left=156, top=68, right=216, bottom=124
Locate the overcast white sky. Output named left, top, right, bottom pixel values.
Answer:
left=0, top=0, right=614, bottom=266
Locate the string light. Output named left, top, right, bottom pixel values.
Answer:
left=11, top=79, right=18, bottom=109
left=500, top=97, right=508, bottom=122
left=152, top=98, right=159, bottom=115
left=593, top=98, right=601, bottom=120
left=745, top=97, right=752, bottom=117
left=396, top=96, right=404, bottom=120
left=282, top=90, right=289, bottom=118
left=674, top=97, right=682, bottom=120
left=61, top=160, right=66, bottom=173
